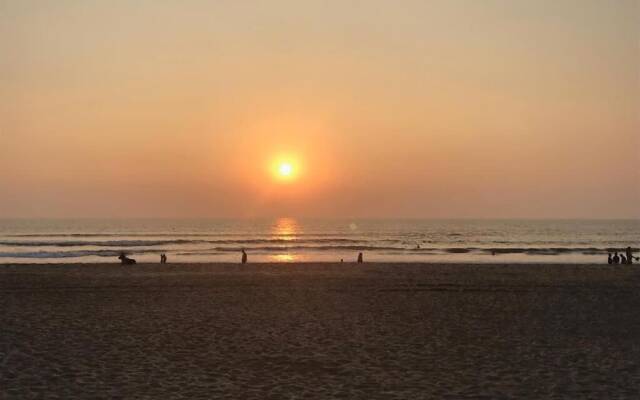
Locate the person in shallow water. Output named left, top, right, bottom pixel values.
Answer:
left=608, top=253, right=613, bottom=264
left=620, top=254, right=627, bottom=264
left=357, top=252, right=363, bottom=263
left=241, top=249, right=247, bottom=264
left=613, top=252, right=620, bottom=264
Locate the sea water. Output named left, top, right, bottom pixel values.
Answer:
left=0, top=218, right=638, bottom=264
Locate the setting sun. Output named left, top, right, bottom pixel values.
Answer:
left=278, top=163, right=293, bottom=177
left=270, top=156, right=300, bottom=183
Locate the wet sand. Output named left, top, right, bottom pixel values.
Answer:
left=1, top=262, right=640, bottom=399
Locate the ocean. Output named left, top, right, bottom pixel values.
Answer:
left=0, top=218, right=638, bottom=264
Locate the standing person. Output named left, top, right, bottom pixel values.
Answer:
left=357, top=252, right=363, bottom=263
left=613, top=252, right=620, bottom=264
left=620, top=254, right=627, bottom=264
left=607, top=253, right=613, bottom=264
left=626, top=246, right=634, bottom=264
left=241, top=249, right=247, bottom=264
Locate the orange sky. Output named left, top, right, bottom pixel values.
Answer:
left=1, top=1, right=638, bottom=218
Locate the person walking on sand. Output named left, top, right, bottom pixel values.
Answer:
left=357, top=252, right=363, bottom=263
left=241, top=249, right=247, bottom=264
left=613, top=252, right=620, bottom=264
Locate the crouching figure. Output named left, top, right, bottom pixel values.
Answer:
left=118, top=252, right=136, bottom=265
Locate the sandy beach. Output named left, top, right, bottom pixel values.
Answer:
left=1, top=262, right=640, bottom=399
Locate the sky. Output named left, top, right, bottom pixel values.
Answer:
left=1, top=0, right=638, bottom=218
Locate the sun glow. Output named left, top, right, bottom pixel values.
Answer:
left=271, top=157, right=299, bottom=183
left=279, top=163, right=293, bottom=177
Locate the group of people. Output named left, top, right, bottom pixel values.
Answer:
left=122, top=248, right=637, bottom=265
left=118, top=249, right=368, bottom=265
left=239, top=249, right=364, bottom=264
left=122, top=247, right=640, bottom=265
left=608, top=247, right=637, bottom=265
left=117, top=253, right=166, bottom=264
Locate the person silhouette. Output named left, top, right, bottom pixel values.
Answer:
left=241, top=249, right=247, bottom=264
left=357, top=252, right=363, bottom=263
left=607, top=253, right=613, bottom=264
left=118, top=252, right=136, bottom=265
left=620, top=254, right=627, bottom=264
left=613, top=252, right=620, bottom=264
left=626, top=246, right=634, bottom=265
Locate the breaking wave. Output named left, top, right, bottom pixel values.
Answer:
left=0, top=238, right=364, bottom=248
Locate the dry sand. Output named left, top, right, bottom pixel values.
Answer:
left=1, top=262, right=640, bottom=399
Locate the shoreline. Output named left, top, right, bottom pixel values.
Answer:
left=0, top=260, right=618, bottom=267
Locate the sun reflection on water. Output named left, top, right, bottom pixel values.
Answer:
left=270, top=218, right=301, bottom=261
left=271, top=253, right=297, bottom=262
left=271, top=217, right=300, bottom=240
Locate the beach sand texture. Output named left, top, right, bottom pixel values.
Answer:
left=1, top=263, right=640, bottom=399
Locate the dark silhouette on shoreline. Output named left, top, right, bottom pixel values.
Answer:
left=607, top=248, right=638, bottom=265
left=118, top=253, right=136, bottom=265
left=241, top=249, right=247, bottom=264
left=357, top=252, right=363, bottom=263
left=626, top=246, right=636, bottom=264
left=160, top=254, right=167, bottom=264
left=612, top=252, right=620, bottom=264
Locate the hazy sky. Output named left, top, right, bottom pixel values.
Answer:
left=1, top=0, right=638, bottom=218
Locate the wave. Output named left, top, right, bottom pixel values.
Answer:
left=0, top=245, right=415, bottom=258
left=0, top=238, right=365, bottom=248
left=0, top=239, right=196, bottom=247
left=177, top=246, right=636, bottom=255
left=194, top=245, right=409, bottom=253
left=0, top=250, right=153, bottom=259
left=5, top=232, right=367, bottom=238
left=465, top=247, right=637, bottom=255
